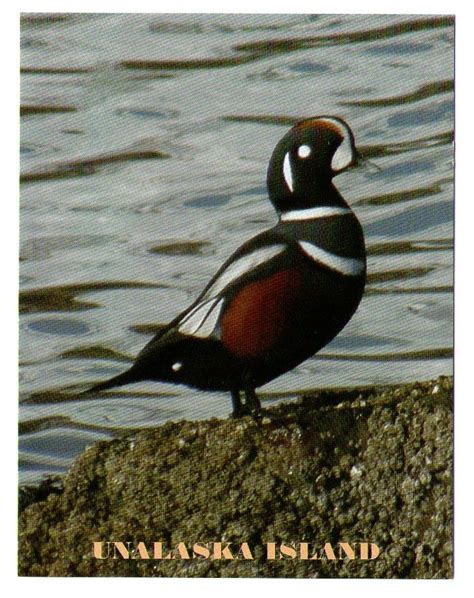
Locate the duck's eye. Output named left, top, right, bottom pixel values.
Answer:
left=297, top=145, right=311, bottom=159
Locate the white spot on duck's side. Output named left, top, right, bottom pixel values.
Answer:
left=298, top=241, right=365, bottom=276
left=283, top=152, right=294, bottom=192
left=298, top=144, right=311, bottom=159
left=172, top=362, right=182, bottom=372
left=319, top=117, right=355, bottom=172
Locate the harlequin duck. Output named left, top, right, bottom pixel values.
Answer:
left=88, top=116, right=366, bottom=418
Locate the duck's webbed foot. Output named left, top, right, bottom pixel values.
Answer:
left=230, top=389, right=261, bottom=421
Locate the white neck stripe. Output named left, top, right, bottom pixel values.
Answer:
left=299, top=241, right=364, bottom=276
left=281, top=207, right=351, bottom=222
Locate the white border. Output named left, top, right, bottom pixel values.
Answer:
left=7, top=3, right=470, bottom=597
left=9, top=0, right=467, bottom=14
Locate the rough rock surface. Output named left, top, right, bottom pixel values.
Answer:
left=18, top=376, right=453, bottom=578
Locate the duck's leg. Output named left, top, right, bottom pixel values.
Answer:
left=244, top=387, right=262, bottom=421
left=230, top=388, right=261, bottom=419
left=230, top=389, right=246, bottom=418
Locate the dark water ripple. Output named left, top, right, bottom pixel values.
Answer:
left=387, top=99, right=454, bottom=128
left=340, top=79, right=453, bottom=107
left=232, top=16, right=453, bottom=54
left=20, top=281, right=166, bottom=314
left=20, top=150, right=169, bottom=183
left=365, top=200, right=453, bottom=237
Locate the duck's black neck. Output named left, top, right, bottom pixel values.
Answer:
left=269, top=179, right=349, bottom=213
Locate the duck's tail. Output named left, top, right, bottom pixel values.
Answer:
left=83, top=368, right=139, bottom=395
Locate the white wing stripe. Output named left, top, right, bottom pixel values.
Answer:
left=299, top=241, right=364, bottom=276
left=179, top=300, right=206, bottom=326
left=195, top=298, right=224, bottom=338
left=178, top=244, right=287, bottom=339
left=206, top=244, right=287, bottom=298
left=178, top=298, right=222, bottom=337
left=281, top=207, right=351, bottom=221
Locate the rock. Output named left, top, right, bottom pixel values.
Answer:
left=18, top=376, right=453, bottom=578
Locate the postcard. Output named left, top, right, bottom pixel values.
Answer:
left=19, top=12, right=454, bottom=578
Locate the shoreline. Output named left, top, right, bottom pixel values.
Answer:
left=18, top=376, right=453, bottom=578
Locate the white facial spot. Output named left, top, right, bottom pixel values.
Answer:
left=331, top=137, right=353, bottom=172
left=283, top=152, right=294, bottom=192
left=172, top=362, right=182, bottom=372
left=319, top=117, right=355, bottom=172
left=298, top=144, right=311, bottom=159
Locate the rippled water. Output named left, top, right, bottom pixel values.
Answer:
left=19, top=13, right=454, bottom=485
